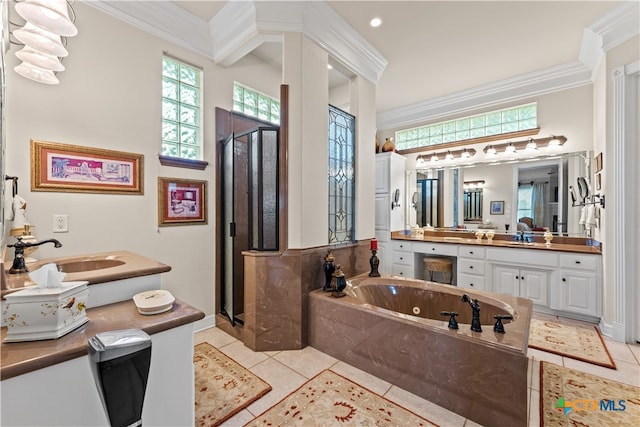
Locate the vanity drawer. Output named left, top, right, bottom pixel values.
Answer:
left=413, top=242, right=458, bottom=257
left=392, top=240, right=412, bottom=252
left=559, top=254, right=598, bottom=271
left=458, top=258, right=485, bottom=275
left=457, top=273, right=486, bottom=291
left=458, top=245, right=485, bottom=259
left=392, top=251, right=413, bottom=266
left=391, top=264, right=414, bottom=278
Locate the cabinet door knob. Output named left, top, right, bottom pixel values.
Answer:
left=470, top=283, right=474, bottom=287
left=400, top=257, right=403, bottom=260
left=575, top=260, right=581, bottom=264
left=469, top=265, right=474, bottom=269
left=432, top=248, right=436, bottom=251
left=470, top=251, right=474, bottom=255
left=515, top=275, right=519, bottom=280
left=562, top=278, right=566, bottom=282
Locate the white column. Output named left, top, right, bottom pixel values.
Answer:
left=282, top=33, right=329, bottom=249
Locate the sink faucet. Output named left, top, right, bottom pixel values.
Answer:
left=461, top=294, right=482, bottom=332
left=6, top=236, right=63, bottom=274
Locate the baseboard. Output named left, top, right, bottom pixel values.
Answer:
left=600, top=319, right=627, bottom=343
left=193, top=314, right=216, bottom=333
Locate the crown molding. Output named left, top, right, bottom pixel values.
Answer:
left=377, top=61, right=592, bottom=130
left=85, top=1, right=212, bottom=59
left=378, top=2, right=639, bottom=130
left=211, top=1, right=387, bottom=84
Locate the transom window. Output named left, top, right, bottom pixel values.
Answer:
left=162, top=56, right=202, bottom=160
left=395, top=103, right=537, bottom=151
left=233, top=83, right=280, bottom=125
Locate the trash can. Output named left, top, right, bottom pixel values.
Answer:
left=88, top=329, right=152, bottom=427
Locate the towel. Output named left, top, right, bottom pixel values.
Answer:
left=578, top=206, right=587, bottom=225
left=585, top=204, right=597, bottom=228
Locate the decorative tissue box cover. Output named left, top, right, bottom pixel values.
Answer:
left=2, top=281, right=89, bottom=342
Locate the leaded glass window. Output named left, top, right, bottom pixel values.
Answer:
left=162, top=56, right=202, bottom=160
left=233, top=83, right=280, bottom=125
left=328, top=105, right=355, bottom=244
left=396, top=103, right=537, bottom=150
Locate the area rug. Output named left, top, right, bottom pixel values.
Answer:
left=194, top=342, right=272, bottom=427
left=244, top=369, right=438, bottom=427
left=528, top=319, right=616, bottom=369
left=540, top=361, right=640, bottom=426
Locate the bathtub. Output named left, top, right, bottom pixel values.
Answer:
left=309, top=274, right=532, bottom=426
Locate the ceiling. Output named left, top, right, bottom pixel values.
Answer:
left=169, top=1, right=621, bottom=114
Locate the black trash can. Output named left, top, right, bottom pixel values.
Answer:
left=88, top=329, right=152, bottom=427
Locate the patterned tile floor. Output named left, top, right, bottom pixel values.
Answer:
left=194, top=314, right=640, bottom=427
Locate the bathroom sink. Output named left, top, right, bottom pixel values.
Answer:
left=56, top=259, right=125, bottom=273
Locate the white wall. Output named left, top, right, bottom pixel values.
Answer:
left=3, top=3, right=281, bottom=316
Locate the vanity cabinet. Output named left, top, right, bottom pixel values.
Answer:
left=457, top=245, right=486, bottom=290
left=391, top=240, right=414, bottom=277
left=492, top=265, right=549, bottom=306
left=550, top=254, right=601, bottom=317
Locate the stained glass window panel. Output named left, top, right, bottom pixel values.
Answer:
left=328, top=105, right=355, bottom=245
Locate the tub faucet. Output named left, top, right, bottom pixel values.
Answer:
left=461, top=294, right=482, bottom=332
left=6, top=236, right=63, bottom=274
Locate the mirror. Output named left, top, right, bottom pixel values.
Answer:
left=577, top=176, right=590, bottom=201
left=414, top=151, right=589, bottom=235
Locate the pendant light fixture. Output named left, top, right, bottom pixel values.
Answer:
left=13, top=22, right=68, bottom=57
left=15, top=0, right=77, bottom=37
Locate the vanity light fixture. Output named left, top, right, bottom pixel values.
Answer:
left=430, top=153, right=439, bottom=163
left=461, top=148, right=471, bottom=159
left=417, top=147, right=477, bottom=166
left=416, top=155, right=426, bottom=167
left=482, top=135, right=567, bottom=156
left=463, top=180, right=485, bottom=189
left=445, top=151, right=454, bottom=161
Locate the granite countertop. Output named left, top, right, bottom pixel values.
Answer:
left=2, top=250, right=172, bottom=298
left=391, top=232, right=602, bottom=255
left=0, top=298, right=204, bottom=380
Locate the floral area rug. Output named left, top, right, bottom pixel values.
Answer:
left=528, top=318, right=616, bottom=369
left=194, top=342, right=271, bottom=427
left=244, top=369, right=438, bottom=427
left=540, top=361, right=640, bottom=426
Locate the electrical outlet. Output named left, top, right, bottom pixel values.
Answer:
left=53, top=215, right=69, bottom=233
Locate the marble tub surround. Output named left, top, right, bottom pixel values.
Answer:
left=309, top=274, right=533, bottom=426
left=232, top=240, right=373, bottom=352
left=392, top=230, right=602, bottom=254
left=1, top=250, right=171, bottom=298
left=0, top=298, right=204, bottom=380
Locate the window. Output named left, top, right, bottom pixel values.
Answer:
left=328, top=105, right=355, bottom=244
left=233, top=83, right=280, bottom=125
left=395, top=103, right=537, bottom=150
left=162, top=56, right=202, bottom=160
left=517, top=185, right=533, bottom=220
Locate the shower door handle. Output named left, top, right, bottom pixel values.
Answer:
left=229, top=222, right=236, bottom=237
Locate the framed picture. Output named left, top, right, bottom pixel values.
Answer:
left=158, top=177, right=207, bottom=226
left=490, top=200, right=505, bottom=215
left=595, top=173, right=602, bottom=191
left=594, top=152, right=603, bottom=173
left=31, top=140, right=143, bottom=194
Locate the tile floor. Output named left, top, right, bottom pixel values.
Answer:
left=194, top=313, right=640, bottom=427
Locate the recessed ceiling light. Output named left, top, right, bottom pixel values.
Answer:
left=327, top=64, right=333, bottom=70
left=370, top=17, right=382, bottom=28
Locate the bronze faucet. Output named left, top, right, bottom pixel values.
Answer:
left=6, top=236, right=62, bottom=274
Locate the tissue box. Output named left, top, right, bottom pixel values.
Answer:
left=2, top=281, right=89, bottom=342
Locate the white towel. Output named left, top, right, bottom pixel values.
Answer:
left=578, top=206, right=587, bottom=225
left=585, top=204, right=597, bottom=228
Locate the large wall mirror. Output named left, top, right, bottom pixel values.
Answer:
left=414, top=151, right=589, bottom=235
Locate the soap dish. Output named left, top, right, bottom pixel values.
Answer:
left=133, top=290, right=175, bottom=315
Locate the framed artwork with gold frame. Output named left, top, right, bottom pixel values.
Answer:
left=158, top=177, right=207, bottom=226
left=31, top=140, right=143, bottom=194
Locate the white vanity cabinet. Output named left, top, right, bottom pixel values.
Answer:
left=457, top=245, right=486, bottom=290
left=492, top=265, right=549, bottom=306
left=550, top=253, right=602, bottom=317
left=391, top=240, right=414, bottom=277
